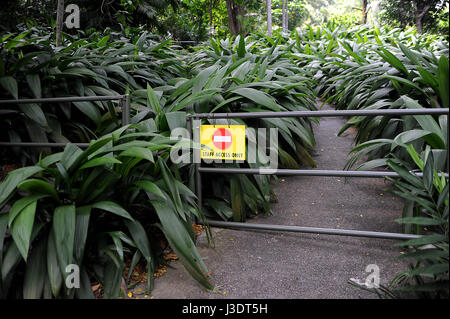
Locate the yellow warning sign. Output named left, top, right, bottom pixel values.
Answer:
left=200, top=125, right=246, bottom=160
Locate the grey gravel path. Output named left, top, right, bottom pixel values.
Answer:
left=132, top=103, right=409, bottom=299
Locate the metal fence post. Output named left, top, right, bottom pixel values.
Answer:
left=121, top=94, right=130, bottom=126
left=193, top=115, right=202, bottom=212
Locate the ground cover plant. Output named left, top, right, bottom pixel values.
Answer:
left=0, top=27, right=187, bottom=164
left=0, top=123, right=214, bottom=298
left=0, top=12, right=448, bottom=298
left=286, top=23, right=448, bottom=172
left=387, top=148, right=448, bottom=298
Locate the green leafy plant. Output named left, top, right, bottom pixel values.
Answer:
left=0, top=28, right=187, bottom=164
left=386, top=148, right=447, bottom=297
left=344, top=96, right=448, bottom=172
left=0, top=125, right=213, bottom=299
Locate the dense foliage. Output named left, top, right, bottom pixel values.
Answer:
left=0, top=1, right=448, bottom=300
left=2, top=1, right=448, bottom=40
left=0, top=128, right=213, bottom=298
left=379, top=0, right=449, bottom=35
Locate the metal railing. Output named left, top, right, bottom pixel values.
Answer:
left=0, top=95, right=130, bottom=149
left=187, top=108, right=449, bottom=241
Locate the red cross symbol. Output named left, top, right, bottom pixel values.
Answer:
left=212, top=128, right=233, bottom=150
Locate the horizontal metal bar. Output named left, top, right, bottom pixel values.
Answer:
left=189, top=108, right=449, bottom=119
left=198, top=167, right=449, bottom=178
left=0, top=142, right=89, bottom=148
left=0, top=95, right=124, bottom=105
left=202, top=219, right=422, bottom=240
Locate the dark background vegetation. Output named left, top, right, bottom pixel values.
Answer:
left=1, top=1, right=448, bottom=40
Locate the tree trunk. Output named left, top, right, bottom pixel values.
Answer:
left=225, top=0, right=244, bottom=35
left=413, top=1, right=430, bottom=34
left=361, top=0, right=368, bottom=24
left=267, top=0, right=272, bottom=37
left=209, top=0, right=213, bottom=27
left=209, top=0, right=213, bottom=35
left=282, top=0, right=288, bottom=33
left=56, top=0, right=65, bottom=46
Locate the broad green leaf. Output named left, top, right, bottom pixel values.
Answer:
left=61, top=143, right=84, bottom=172
left=79, top=157, right=122, bottom=169
left=11, top=201, right=37, bottom=261
left=378, top=48, right=408, bottom=75
left=396, top=234, right=447, bottom=247
left=396, top=249, right=448, bottom=261
left=158, top=157, right=184, bottom=220
left=135, top=180, right=166, bottom=200
left=119, top=147, right=154, bottom=163
left=19, top=103, right=47, bottom=127
left=97, top=35, right=110, bottom=47
left=77, top=168, right=120, bottom=203
left=0, top=166, right=44, bottom=208
left=231, top=87, right=280, bottom=111
left=438, top=115, right=447, bottom=147
left=147, top=83, right=161, bottom=115
left=23, top=238, right=47, bottom=299
left=52, top=205, right=76, bottom=280
left=74, top=137, right=115, bottom=166
left=209, top=96, right=242, bottom=113
left=165, top=112, right=186, bottom=131
left=387, top=159, right=424, bottom=189
left=0, top=76, right=18, bottom=99
left=383, top=75, right=426, bottom=95
left=17, top=179, right=59, bottom=201
left=73, top=101, right=101, bottom=123
left=91, top=201, right=134, bottom=221
left=74, top=206, right=91, bottom=263
left=230, top=176, right=244, bottom=222
left=8, top=195, right=48, bottom=228
left=422, top=152, right=434, bottom=193
left=125, top=220, right=154, bottom=292
left=437, top=183, right=449, bottom=209
left=206, top=199, right=233, bottom=221
left=168, top=89, right=221, bottom=113
left=392, top=130, right=433, bottom=150
left=356, top=159, right=388, bottom=171
left=237, top=35, right=246, bottom=58
left=40, top=152, right=63, bottom=168
left=127, top=250, right=141, bottom=282
left=150, top=200, right=213, bottom=290
left=406, top=144, right=424, bottom=170
left=47, top=230, right=62, bottom=298
left=26, top=74, right=41, bottom=98
left=400, top=96, right=446, bottom=147
left=102, top=251, right=124, bottom=299
left=193, top=65, right=220, bottom=93
left=406, top=263, right=449, bottom=278
left=417, top=67, right=439, bottom=93
left=1, top=223, right=43, bottom=282
left=108, top=232, right=124, bottom=262
left=398, top=43, right=420, bottom=66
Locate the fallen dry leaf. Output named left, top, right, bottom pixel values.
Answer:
left=163, top=253, right=179, bottom=261
left=91, top=284, right=100, bottom=292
